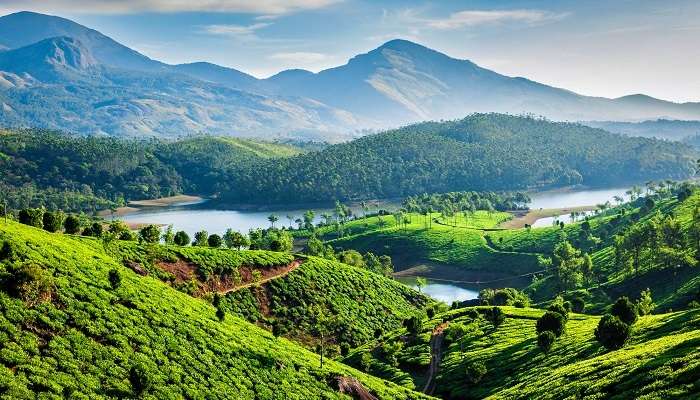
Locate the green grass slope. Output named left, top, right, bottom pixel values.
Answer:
left=0, top=220, right=431, bottom=399
left=325, top=211, right=540, bottom=280
left=104, top=239, right=433, bottom=351
left=347, top=306, right=700, bottom=399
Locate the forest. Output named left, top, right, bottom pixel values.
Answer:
left=0, top=113, right=696, bottom=212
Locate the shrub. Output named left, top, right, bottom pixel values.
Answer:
left=570, top=297, right=586, bottom=313
left=403, top=316, right=422, bottom=335
left=487, top=307, right=506, bottom=328
left=174, top=231, right=190, bottom=246
left=42, top=211, right=65, bottom=233
left=536, top=311, right=566, bottom=337
left=465, top=362, right=487, bottom=384
left=10, top=263, right=54, bottom=306
left=595, top=314, right=631, bottom=350
left=208, top=234, right=223, bottom=248
left=108, top=268, right=122, bottom=289
left=548, top=302, right=569, bottom=321
left=18, top=208, right=44, bottom=228
left=139, top=225, right=161, bottom=244
left=83, top=222, right=103, bottom=238
left=426, top=307, right=435, bottom=318
left=129, top=362, right=152, bottom=395
left=537, top=331, right=556, bottom=353
left=64, top=215, right=81, bottom=234
left=610, top=296, right=638, bottom=325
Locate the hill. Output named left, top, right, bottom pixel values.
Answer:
left=0, top=219, right=433, bottom=398
left=344, top=306, right=700, bottom=399
left=219, top=114, right=696, bottom=204
left=2, top=12, right=700, bottom=138
left=104, top=239, right=433, bottom=351
left=584, top=119, right=700, bottom=141
left=0, top=130, right=301, bottom=212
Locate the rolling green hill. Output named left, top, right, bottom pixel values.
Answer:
left=0, top=220, right=431, bottom=399
left=219, top=114, right=696, bottom=204
left=101, top=239, right=433, bottom=351
left=345, top=306, right=700, bottom=399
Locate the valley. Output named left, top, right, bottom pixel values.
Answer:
left=1, top=4, right=700, bottom=399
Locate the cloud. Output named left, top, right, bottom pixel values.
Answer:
left=268, top=52, right=329, bottom=64
left=201, top=22, right=271, bottom=38
left=0, top=0, right=340, bottom=15
left=426, top=9, right=569, bottom=30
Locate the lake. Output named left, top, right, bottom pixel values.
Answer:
left=394, top=277, right=479, bottom=304
left=528, top=186, right=630, bottom=209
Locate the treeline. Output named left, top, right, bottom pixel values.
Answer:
left=218, top=114, right=696, bottom=204
left=402, top=191, right=530, bottom=214
left=1, top=113, right=696, bottom=211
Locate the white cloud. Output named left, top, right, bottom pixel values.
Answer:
left=268, top=51, right=328, bottom=64
left=0, top=0, right=340, bottom=15
left=202, top=22, right=271, bottom=38
left=426, top=10, right=569, bottom=30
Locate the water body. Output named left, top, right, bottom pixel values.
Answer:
left=529, top=186, right=631, bottom=227
left=394, top=277, right=479, bottom=304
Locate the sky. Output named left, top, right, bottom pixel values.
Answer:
left=2, top=0, right=699, bottom=102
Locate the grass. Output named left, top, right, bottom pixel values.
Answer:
left=0, top=220, right=432, bottom=399
left=348, top=306, right=700, bottom=399
left=323, top=212, right=541, bottom=277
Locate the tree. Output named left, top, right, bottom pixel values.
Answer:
left=636, top=288, right=656, bottom=316
left=610, top=296, right=638, bottom=325
left=19, top=208, right=44, bottom=228
left=337, top=250, right=365, bottom=268
left=83, top=222, right=103, bottom=238
left=162, top=225, right=175, bottom=245
left=536, top=311, right=566, bottom=337
left=303, top=210, right=315, bottom=230
left=64, top=215, right=81, bottom=234
left=42, top=210, right=65, bottom=232
left=193, top=230, right=209, bottom=246
left=267, top=214, right=278, bottom=229
left=208, top=234, right=223, bottom=248
left=224, top=229, right=249, bottom=250
left=108, top=220, right=131, bottom=239
left=487, top=307, right=506, bottom=329
left=537, top=331, right=556, bottom=353
left=415, top=277, right=428, bottom=293
left=553, top=241, right=584, bottom=292
left=594, top=314, right=631, bottom=350
left=139, top=225, right=161, bottom=244
left=174, top=231, right=190, bottom=246
left=108, top=268, right=122, bottom=289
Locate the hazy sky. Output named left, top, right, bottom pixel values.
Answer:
left=3, top=0, right=699, bottom=102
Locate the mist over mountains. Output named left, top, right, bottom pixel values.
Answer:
left=1, top=11, right=699, bottom=140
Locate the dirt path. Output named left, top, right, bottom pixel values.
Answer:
left=219, top=259, right=302, bottom=294
left=423, top=322, right=450, bottom=395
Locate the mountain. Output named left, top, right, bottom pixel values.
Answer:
left=584, top=119, right=700, bottom=141
left=1, top=12, right=700, bottom=139
left=264, top=39, right=700, bottom=125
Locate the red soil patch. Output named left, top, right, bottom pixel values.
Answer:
left=156, top=259, right=197, bottom=282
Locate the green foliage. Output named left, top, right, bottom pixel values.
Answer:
left=0, top=220, right=427, bottom=399
left=404, top=316, right=423, bottom=336
left=637, top=288, right=656, bottom=316
left=193, top=230, right=209, bottom=246
left=63, top=215, right=81, bottom=234
left=173, top=230, right=190, bottom=246
left=486, top=307, right=506, bottom=328
left=82, top=221, right=103, bottom=238
left=207, top=234, right=223, bottom=248
left=610, top=296, right=638, bottom=325
left=41, top=210, right=65, bottom=233
left=536, top=311, right=566, bottom=337
left=465, top=362, right=487, bottom=384
left=18, top=208, right=43, bottom=228
left=108, top=268, right=122, bottom=289
left=594, top=314, right=631, bottom=350
left=479, top=288, right=530, bottom=307
left=537, top=330, right=556, bottom=353
left=224, top=229, right=249, bottom=249
left=139, top=224, right=160, bottom=244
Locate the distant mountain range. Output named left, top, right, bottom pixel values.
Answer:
left=1, top=11, right=700, bottom=140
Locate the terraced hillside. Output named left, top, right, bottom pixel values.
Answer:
left=0, top=220, right=432, bottom=399
left=346, top=306, right=700, bottom=399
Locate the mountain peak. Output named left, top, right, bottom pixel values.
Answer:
left=377, top=38, right=432, bottom=52
left=36, top=36, right=97, bottom=69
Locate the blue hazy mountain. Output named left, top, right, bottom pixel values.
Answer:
left=1, top=11, right=699, bottom=139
